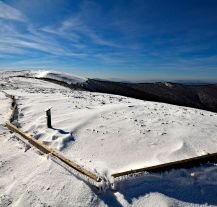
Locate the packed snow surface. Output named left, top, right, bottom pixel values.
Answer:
left=1, top=71, right=217, bottom=207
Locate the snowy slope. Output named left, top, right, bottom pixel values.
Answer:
left=29, top=70, right=87, bottom=85
left=1, top=71, right=217, bottom=206
left=0, top=70, right=87, bottom=85
left=5, top=77, right=217, bottom=175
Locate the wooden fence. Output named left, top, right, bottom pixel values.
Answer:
left=112, top=152, right=217, bottom=178
left=4, top=91, right=217, bottom=185
left=4, top=92, right=101, bottom=183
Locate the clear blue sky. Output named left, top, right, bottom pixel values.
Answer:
left=0, top=0, right=217, bottom=82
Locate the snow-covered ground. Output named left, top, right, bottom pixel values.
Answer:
left=1, top=70, right=217, bottom=206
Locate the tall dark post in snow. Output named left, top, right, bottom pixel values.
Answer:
left=46, top=108, right=52, bottom=128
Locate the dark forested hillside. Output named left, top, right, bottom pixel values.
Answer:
left=85, top=79, right=217, bottom=113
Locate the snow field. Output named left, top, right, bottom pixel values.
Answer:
left=3, top=76, right=217, bottom=179
left=1, top=71, right=217, bottom=206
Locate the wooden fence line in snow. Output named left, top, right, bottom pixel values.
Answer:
left=5, top=91, right=217, bottom=183
left=4, top=93, right=101, bottom=183
left=112, top=152, right=217, bottom=178
left=6, top=122, right=101, bottom=182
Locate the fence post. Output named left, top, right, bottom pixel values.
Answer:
left=46, top=107, right=52, bottom=128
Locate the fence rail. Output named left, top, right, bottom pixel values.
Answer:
left=112, top=152, right=217, bottom=178
left=4, top=91, right=217, bottom=185
left=4, top=92, right=101, bottom=183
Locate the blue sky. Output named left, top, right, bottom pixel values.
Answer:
left=0, top=0, right=217, bottom=82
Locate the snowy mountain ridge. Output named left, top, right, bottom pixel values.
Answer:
left=1, top=70, right=217, bottom=113
left=0, top=70, right=87, bottom=85
left=29, top=70, right=87, bottom=85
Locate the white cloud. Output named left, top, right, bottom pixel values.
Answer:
left=60, top=16, right=83, bottom=32
left=0, top=31, right=87, bottom=58
left=0, top=1, right=26, bottom=22
left=60, top=16, right=121, bottom=48
left=0, top=1, right=119, bottom=61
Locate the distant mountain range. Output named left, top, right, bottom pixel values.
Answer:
left=85, top=79, right=217, bottom=113
left=99, top=78, right=217, bottom=85
left=33, top=75, right=217, bottom=113
left=4, top=70, right=217, bottom=113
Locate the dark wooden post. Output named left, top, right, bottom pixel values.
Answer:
left=11, top=96, right=15, bottom=107
left=46, top=108, right=52, bottom=128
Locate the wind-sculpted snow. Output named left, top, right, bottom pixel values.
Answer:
left=0, top=69, right=87, bottom=85
left=30, top=70, right=87, bottom=84
left=1, top=72, right=217, bottom=206
left=10, top=77, right=217, bottom=176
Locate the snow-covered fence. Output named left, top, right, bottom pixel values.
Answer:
left=5, top=91, right=217, bottom=190
left=4, top=93, right=102, bottom=184
left=112, top=152, right=217, bottom=178
left=45, top=107, right=52, bottom=128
